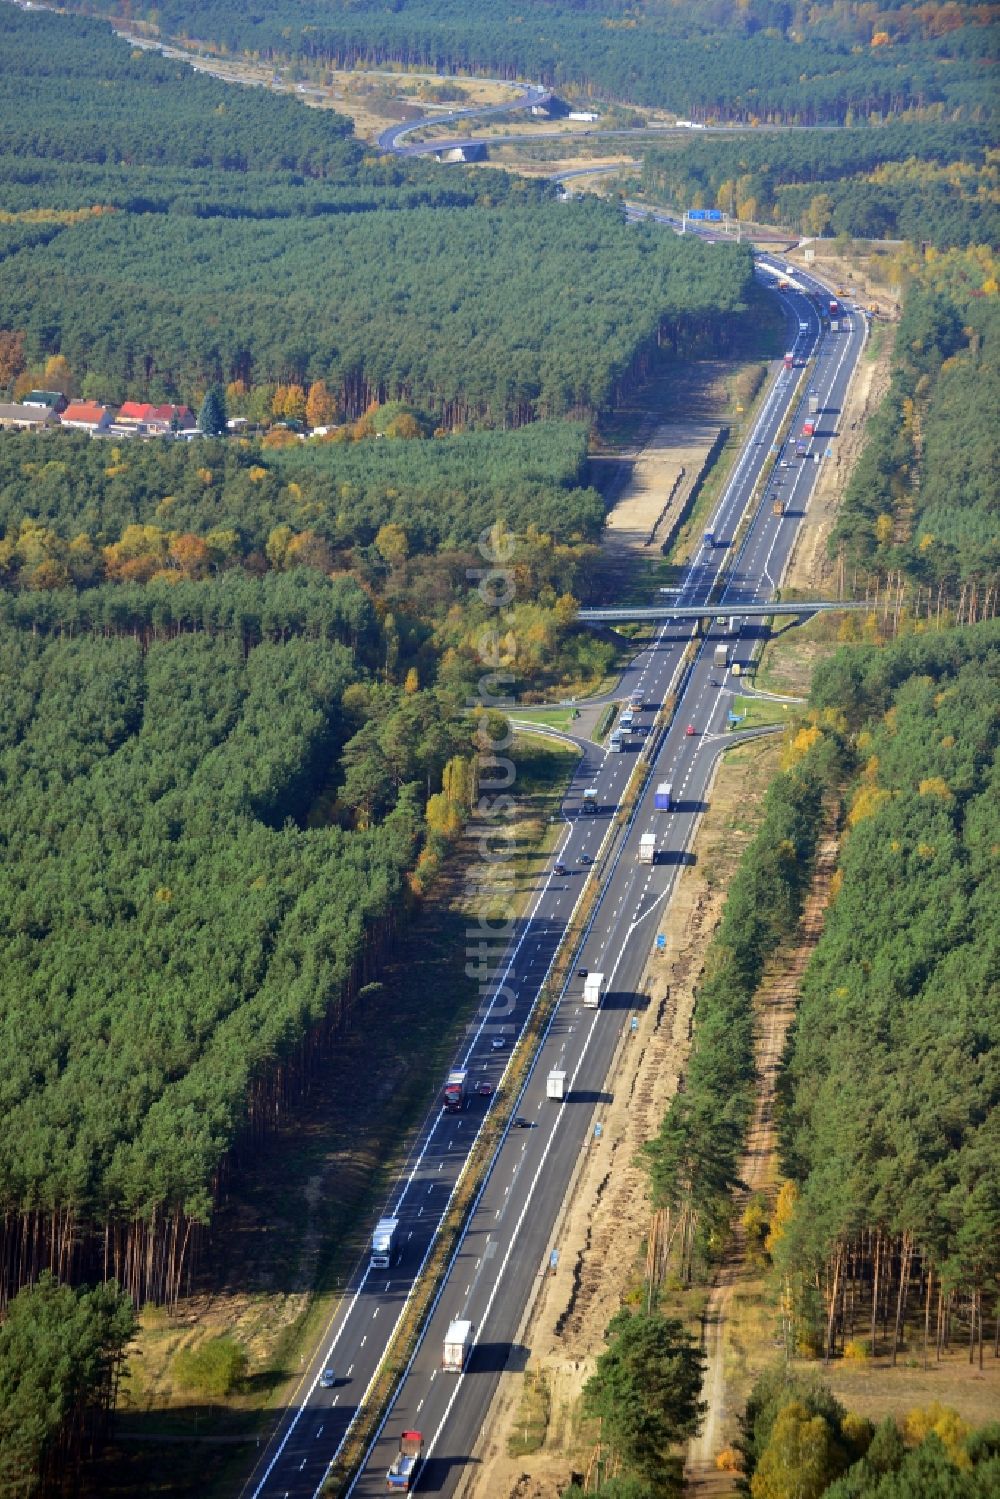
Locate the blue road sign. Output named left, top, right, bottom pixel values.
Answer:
left=594, top=1122, right=603, bottom=1139
left=631, top=1017, right=639, bottom=1033
left=549, top=1249, right=560, bottom=1270
left=656, top=934, right=667, bottom=950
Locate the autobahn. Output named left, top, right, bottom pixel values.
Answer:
left=242, top=249, right=866, bottom=1498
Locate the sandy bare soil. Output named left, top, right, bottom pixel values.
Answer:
left=685, top=824, right=841, bottom=1493
left=463, top=737, right=783, bottom=1499
left=782, top=326, right=894, bottom=595
left=604, top=419, right=721, bottom=553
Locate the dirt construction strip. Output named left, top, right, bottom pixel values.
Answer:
left=685, top=818, right=841, bottom=1493
left=462, top=736, right=784, bottom=1499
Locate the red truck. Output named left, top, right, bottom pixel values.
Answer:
left=829, top=299, right=840, bottom=317
left=443, top=1070, right=467, bottom=1112
left=783, top=351, right=794, bottom=370
left=802, top=420, right=816, bottom=437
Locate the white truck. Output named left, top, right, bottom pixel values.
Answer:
left=370, top=1217, right=399, bottom=1270
left=442, top=1319, right=473, bottom=1372
left=639, top=832, right=656, bottom=865
left=583, top=972, right=605, bottom=1009
left=547, top=1069, right=567, bottom=1101
left=582, top=787, right=598, bottom=814
left=713, top=644, right=728, bottom=670
left=619, top=708, right=634, bottom=731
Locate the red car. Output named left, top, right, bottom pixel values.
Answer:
left=685, top=723, right=696, bottom=736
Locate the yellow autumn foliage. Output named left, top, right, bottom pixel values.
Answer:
left=847, top=783, right=891, bottom=827
left=781, top=723, right=822, bottom=770
left=919, top=776, right=952, bottom=800
left=903, top=1404, right=972, bottom=1468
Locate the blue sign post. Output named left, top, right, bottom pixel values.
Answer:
left=656, top=934, right=667, bottom=951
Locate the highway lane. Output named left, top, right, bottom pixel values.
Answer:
left=376, top=84, right=550, bottom=154
left=345, top=270, right=864, bottom=1497
left=245, top=265, right=864, bottom=1499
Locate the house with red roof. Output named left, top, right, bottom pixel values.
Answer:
left=116, top=401, right=195, bottom=434
left=60, top=401, right=113, bottom=433
left=150, top=403, right=194, bottom=430
left=116, top=400, right=157, bottom=425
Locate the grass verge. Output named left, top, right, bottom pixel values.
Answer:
left=729, top=695, right=792, bottom=731
left=507, top=1370, right=552, bottom=1457
left=511, top=705, right=582, bottom=734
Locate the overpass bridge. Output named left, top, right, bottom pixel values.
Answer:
left=578, top=600, right=869, bottom=624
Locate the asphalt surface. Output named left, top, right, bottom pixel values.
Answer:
left=240, top=249, right=866, bottom=1499
left=375, top=85, right=551, bottom=154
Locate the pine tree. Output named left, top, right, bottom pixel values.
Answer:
left=197, top=384, right=227, bottom=437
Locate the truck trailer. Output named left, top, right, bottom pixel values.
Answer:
left=583, top=972, right=605, bottom=1009
left=808, top=393, right=820, bottom=415
left=386, top=1431, right=424, bottom=1491
left=713, top=644, right=728, bottom=669
left=442, top=1319, right=473, bottom=1372
left=443, top=1070, right=467, bottom=1113
left=639, top=832, right=656, bottom=865
left=547, top=1069, right=567, bottom=1101
left=582, top=787, right=598, bottom=813
left=654, top=782, right=673, bottom=811
left=371, top=1217, right=399, bottom=1270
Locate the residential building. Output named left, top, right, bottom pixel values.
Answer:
left=0, top=402, right=62, bottom=431
left=60, top=401, right=114, bottom=433
left=116, top=401, right=194, bottom=434
left=21, top=390, right=68, bottom=413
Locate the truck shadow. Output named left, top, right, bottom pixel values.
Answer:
left=468, top=1340, right=529, bottom=1375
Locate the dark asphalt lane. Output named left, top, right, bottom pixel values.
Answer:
left=244, top=261, right=866, bottom=1499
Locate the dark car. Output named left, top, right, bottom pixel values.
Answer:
left=554, top=861, right=568, bottom=875
left=513, top=1116, right=532, bottom=1129
left=577, top=967, right=589, bottom=979
left=477, top=1079, right=493, bottom=1097
left=580, top=854, right=592, bottom=866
